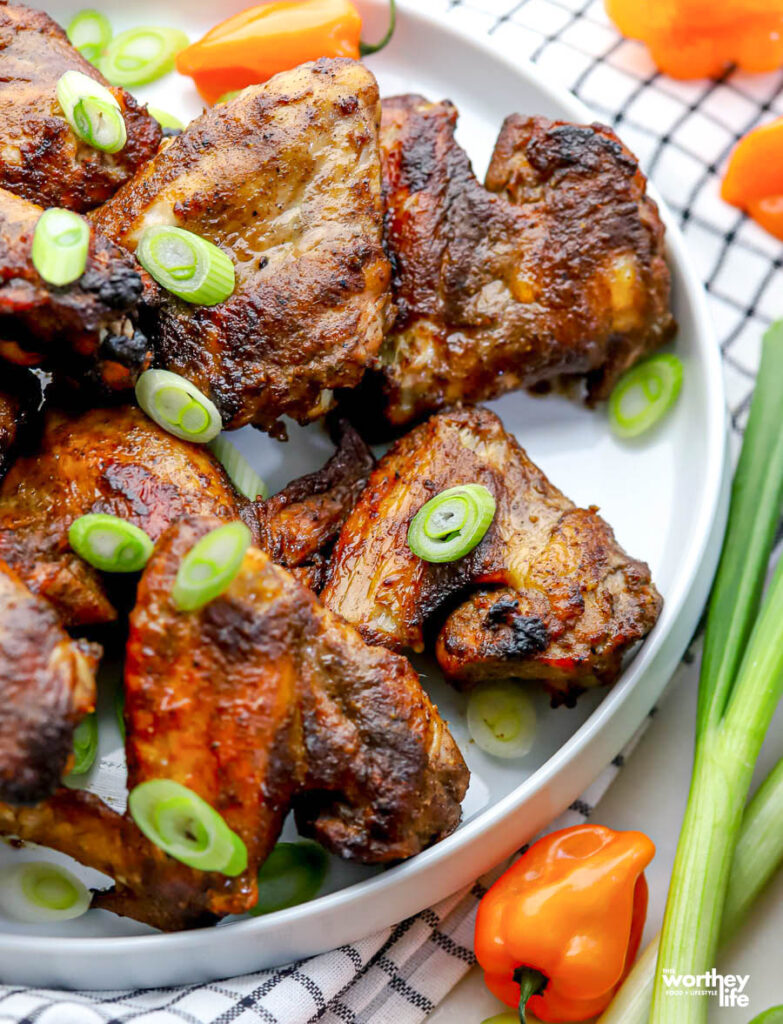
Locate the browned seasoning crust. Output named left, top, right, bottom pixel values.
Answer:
left=0, top=366, right=41, bottom=481
left=0, top=187, right=157, bottom=392
left=0, top=2, right=162, bottom=212
left=321, top=406, right=662, bottom=704
left=0, top=406, right=256, bottom=627
left=0, top=561, right=98, bottom=803
left=0, top=517, right=468, bottom=930
left=344, top=96, right=674, bottom=434
left=92, top=59, right=393, bottom=434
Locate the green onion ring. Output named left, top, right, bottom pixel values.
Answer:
left=56, top=69, right=127, bottom=153
left=68, top=714, right=98, bottom=776
left=135, top=368, right=223, bottom=443
left=135, top=225, right=234, bottom=306
left=99, top=26, right=189, bottom=87
left=467, top=681, right=537, bottom=759
left=31, top=207, right=90, bottom=287
left=209, top=435, right=268, bottom=500
left=0, top=862, right=91, bottom=922
left=407, top=484, right=496, bottom=563
left=68, top=513, right=154, bottom=573
left=250, top=841, right=328, bottom=916
left=172, top=521, right=251, bottom=612
left=608, top=353, right=683, bottom=440
left=147, top=106, right=185, bottom=132
left=66, top=9, right=112, bottom=64
left=128, top=779, right=247, bottom=875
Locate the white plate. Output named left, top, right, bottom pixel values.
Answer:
left=0, top=0, right=728, bottom=988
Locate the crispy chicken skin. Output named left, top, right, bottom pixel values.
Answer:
left=0, top=517, right=468, bottom=930
left=0, top=187, right=156, bottom=392
left=0, top=561, right=98, bottom=803
left=0, top=2, right=162, bottom=211
left=321, top=407, right=661, bottom=703
left=92, top=59, right=393, bottom=435
left=346, top=96, right=674, bottom=434
left=0, top=406, right=256, bottom=627
left=0, top=367, right=41, bottom=481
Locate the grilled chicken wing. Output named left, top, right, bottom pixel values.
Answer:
left=0, top=517, right=468, bottom=930
left=0, top=406, right=256, bottom=627
left=321, top=407, right=661, bottom=702
left=92, top=59, right=393, bottom=435
left=344, top=96, right=674, bottom=434
left=0, top=188, right=156, bottom=392
left=0, top=2, right=162, bottom=211
left=0, top=561, right=98, bottom=803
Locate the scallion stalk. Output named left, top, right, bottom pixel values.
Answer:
left=599, top=755, right=783, bottom=1024
left=648, top=320, right=783, bottom=1024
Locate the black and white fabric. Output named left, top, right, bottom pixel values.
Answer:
left=0, top=0, right=776, bottom=1019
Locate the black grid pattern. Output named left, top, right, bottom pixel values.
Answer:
left=1, top=0, right=776, bottom=1019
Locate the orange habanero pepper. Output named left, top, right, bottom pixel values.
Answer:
left=604, top=0, right=783, bottom=80
left=475, top=824, right=655, bottom=1023
left=722, top=118, right=783, bottom=242
left=176, top=0, right=396, bottom=105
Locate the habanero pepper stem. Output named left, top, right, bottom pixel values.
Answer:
left=475, top=824, right=654, bottom=1023
left=175, top=0, right=396, bottom=105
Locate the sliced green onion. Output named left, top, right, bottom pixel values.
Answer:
left=56, top=69, right=127, bottom=153
left=172, top=521, right=251, bottom=612
left=0, top=862, right=90, bottom=922
left=135, top=369, right=222, bottom=443
left=216, top=90, right=242, bottom=105
left=608, top=353, right=683, bottom=439
left=129, top=779, right=247, bottom=875
left=147, top=106, right=185, bottom=132
left=467, top=681, right=537, bottom=759
left=68, top=513, right=153, bottom=573
left=66, top=9, right=112, bottom=63
left=136, top=226, right=234, bottom=305
left=69, top=714, right=98, bottom=776
left=249, top=841, right=328, bottom=916
left=209, top=435, right=268, bottom=501
left=407, top=484, right=495, bottom=563
left=31, top=208, right=90, bottom=287
left=99, top=27, right=189, bottom=87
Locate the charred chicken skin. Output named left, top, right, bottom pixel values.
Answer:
left=0, top=1, right=162, bottom=212
left=346, top=96, right=674, bottom=434
left=0, top=517, right=468, bottom=930
left=0, top=187, right=156, bottom=392
left=321, top=407, right=662, bottom=703
left=92, top=59, right=393, bottom=435
left=0, top=366, right=41, bottom=481
left=0, top=561, right=98, bottom=803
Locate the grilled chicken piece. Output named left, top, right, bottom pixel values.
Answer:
left=0, top=406, right=256, bottom=627
left=0, top=517, right=468, bottom=930
left=0, top=1, right=162, bottom=211
left=0, top=188, right=156, bottom=392
left=0, top=367, right=41, bottom=481
left=257, top=418, right=375, bottom=591
left=321, top=407, right=661, bottom=703
left=345, top=96, right=674, bottom=435
left=0, top=561, right=98, bottom=803
left=92, top=59, right=393, bottom=435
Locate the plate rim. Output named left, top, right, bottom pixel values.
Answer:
left=0, top=0, right=729, bottom=980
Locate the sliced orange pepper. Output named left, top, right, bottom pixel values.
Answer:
left=604, top=0, right=783, bottom=80
left=475, top=824, right=654, bottom=1022
left=176, top=0, right=395, bottom=104
left=722, top=118, right=783, bottom=242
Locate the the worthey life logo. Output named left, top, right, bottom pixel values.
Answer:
left=661, top=967, right=751, bottom=1008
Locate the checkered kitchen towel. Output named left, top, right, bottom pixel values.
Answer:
left=2, top=0, right=779, bottom=1020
